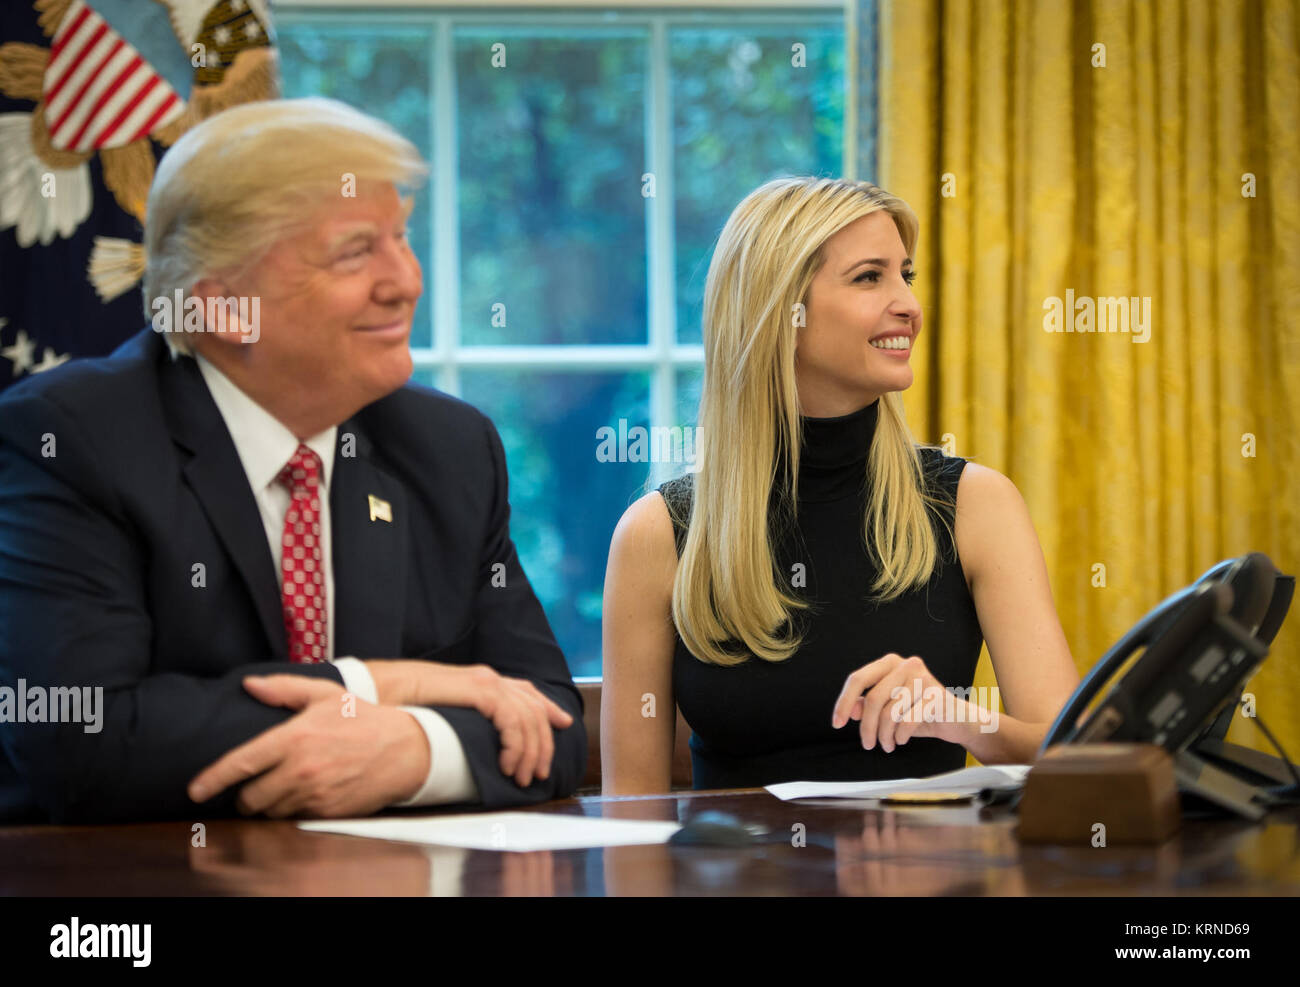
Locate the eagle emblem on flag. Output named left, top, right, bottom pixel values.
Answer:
left=43, top=1, right=188, bottom=154
left=0, top=0, right=280, bottom=387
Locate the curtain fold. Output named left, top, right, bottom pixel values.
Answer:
left=875, top=0, right=1300, bottom=758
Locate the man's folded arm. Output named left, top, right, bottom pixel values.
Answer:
left=333, top=658, right=477, bottom=807
left=0, top=394, right=343, bottom=823
left=420, top=413, right=586, bottom=808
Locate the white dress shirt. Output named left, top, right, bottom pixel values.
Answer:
left=194, top=354, right=478, bottom=807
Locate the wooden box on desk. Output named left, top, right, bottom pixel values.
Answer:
left=1017, top=743, right=1181, bottom=845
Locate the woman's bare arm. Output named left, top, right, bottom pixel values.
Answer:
left=952, top=463, right=1081, bottom=762
left=600, top=490, right=680, bottom=794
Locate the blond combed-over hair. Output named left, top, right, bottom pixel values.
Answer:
left=142, top=97, right=428, bottom=355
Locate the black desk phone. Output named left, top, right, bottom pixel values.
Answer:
left=1038, top=551, right=1297, bottom=820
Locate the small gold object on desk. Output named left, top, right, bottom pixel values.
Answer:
left=881, top=792, right=974, bottom=805
left=1017, top=743, right=1182, bottom=845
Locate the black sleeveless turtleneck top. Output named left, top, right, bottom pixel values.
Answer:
left=657, top=399, right=984, bottom=789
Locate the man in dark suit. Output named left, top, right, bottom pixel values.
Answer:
left=0, top=98, right=585, bottom=823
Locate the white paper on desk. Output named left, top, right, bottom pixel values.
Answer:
left=299, top=812, right=682, bottom=852
left=765, top=764, right=1032, bottom=802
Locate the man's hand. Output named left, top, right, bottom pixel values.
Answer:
left=187, top=676, right=429, bottom=818
left=473, top=668, right=574, bottom=788
left=366, top=660, right=574, bottom=788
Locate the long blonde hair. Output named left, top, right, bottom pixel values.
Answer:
left=670, top=177, right=956, bottom=667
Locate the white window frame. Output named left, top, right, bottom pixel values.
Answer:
left=277, top=3, right=853, bottom=489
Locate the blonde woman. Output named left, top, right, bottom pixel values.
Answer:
left=601, top=177, right=1080, bottom=793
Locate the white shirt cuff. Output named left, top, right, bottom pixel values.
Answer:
left=332, top=656, right=379, bottom=705
left=396, top=706, right=480, bottom=807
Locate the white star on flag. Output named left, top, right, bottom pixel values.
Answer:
left=31, top=347, right=71, bottom=375
left=1, top=328, right=37, bottom=376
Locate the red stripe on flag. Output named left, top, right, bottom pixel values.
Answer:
left=46, top=23, right=110, bottom=123
left=129, top=92, right=180, bottom=145
left=67, top=50, right=142, bottom=150
left=49, top=5, right=91, bottom=61
left=94, top=74, right=160, bottom=149
left=53, top=37, right=126, bottom=145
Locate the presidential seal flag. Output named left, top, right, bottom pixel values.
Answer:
left=0, top=0, right=280, bottom=392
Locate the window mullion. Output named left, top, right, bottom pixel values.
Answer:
left=432, top=14, right=460, bottom=395
left=647, top=15, right=677, bottom=486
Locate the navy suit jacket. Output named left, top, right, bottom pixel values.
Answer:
left=0, top=330, right=586, bottom=822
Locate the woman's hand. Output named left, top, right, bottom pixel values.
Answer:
left=831, top=653, right=974, bottom=752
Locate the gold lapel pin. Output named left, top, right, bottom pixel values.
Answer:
left=368, top=494, right=393, bottom=523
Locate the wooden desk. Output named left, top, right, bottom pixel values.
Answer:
left=2, top=789, right=1298, bottom=896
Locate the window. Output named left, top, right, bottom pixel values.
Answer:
left=277, top=5, right=853, bottom=677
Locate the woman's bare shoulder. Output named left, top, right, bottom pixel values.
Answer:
left=954, top=462, right=1034, bottom=587
left=610, top=488, right=680, bottom=573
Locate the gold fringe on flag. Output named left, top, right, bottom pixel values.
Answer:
left=189, top=47, right=280, bottom=122
left=34, top=0, right=73, bottom=38
left=99, top=137, right=154, bottom=224
left=29, top=99, right=92, bottom=170
left=0, top=42, right=47, bottom=102
left=87, top=236, right=146, bottom=302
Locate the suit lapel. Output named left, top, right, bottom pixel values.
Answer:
left=329, top=421, right=409, bottom=659
left=159, top=351, right=288, bottom=661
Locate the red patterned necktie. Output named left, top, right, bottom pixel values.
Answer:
left=277, top=444, right=327, bottom=663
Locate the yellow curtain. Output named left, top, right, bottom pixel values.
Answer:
left=876, top=0, right=1300, bottom=760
